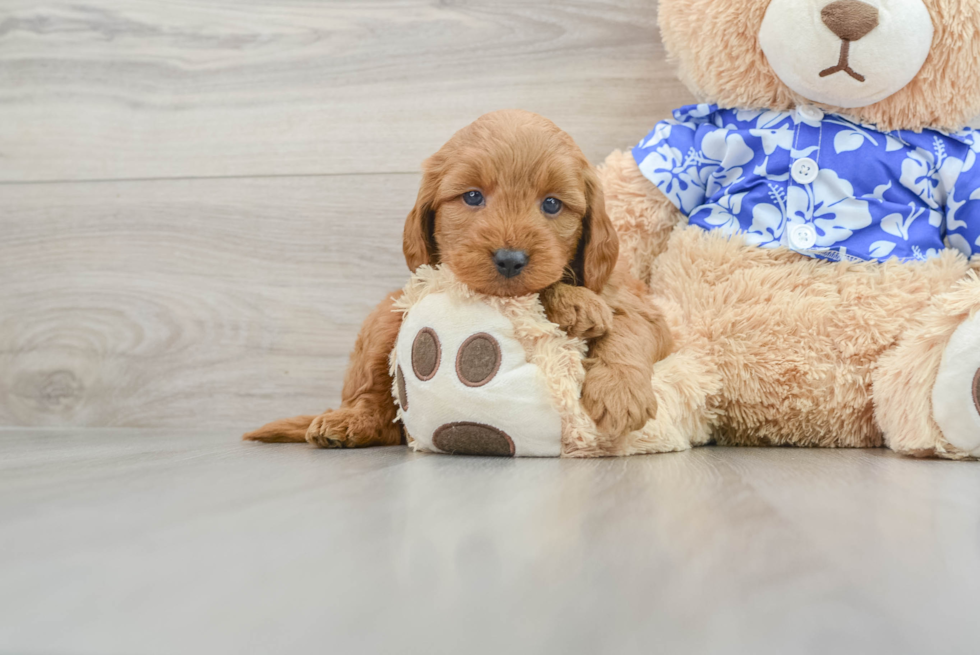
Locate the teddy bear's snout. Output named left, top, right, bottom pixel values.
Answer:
left=821, top=0, right=879, bottom=43
left=818, top=0, right=880, bottom=82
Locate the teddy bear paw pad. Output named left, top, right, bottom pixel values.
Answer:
left=932, top=312, right=980, bottom=456
left=394, top=292, right=564, bottom=458
left=432, top=422, right=515, bottom=457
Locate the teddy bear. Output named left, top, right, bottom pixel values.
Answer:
left=394, top=0, right=980, bottom=459
left=596, top=0, right=980, bottom=458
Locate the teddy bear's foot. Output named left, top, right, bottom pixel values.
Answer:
left=874, top=272, right=980, bottom=459
left=932, top=312, right=980, bottom=456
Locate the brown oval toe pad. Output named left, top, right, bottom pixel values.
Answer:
left=412, top=328, right=441, bottom=381
left=456, top=333, right=501, bottom=387
left=432, top=422, right=516, bottom=457
left=396, top=365, right=408, bottom=411
left=973, top=368, right=980, bottom=414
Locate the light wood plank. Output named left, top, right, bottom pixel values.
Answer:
left=0, top=175, right=417, bottom=428
left=2, top=433, right=979, bottom=654
left=0, top=0, right=690, bottom=182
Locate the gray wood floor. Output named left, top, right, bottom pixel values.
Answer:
left=3, top=429, right=980, bottom=655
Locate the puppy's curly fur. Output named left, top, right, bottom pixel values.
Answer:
left=245, top=110, right=672, bottom=448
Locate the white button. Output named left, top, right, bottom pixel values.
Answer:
left=791, top=224, right=818, bottom=250
left=792, top=158, right=819, bottom=184
left=798, top=105, right=824, bottom=122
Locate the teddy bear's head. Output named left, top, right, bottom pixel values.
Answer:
left=658, top=0, right=980, bottom=131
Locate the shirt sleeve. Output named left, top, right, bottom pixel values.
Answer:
left=632, top=115, right=707, bottom=216
left=946, top=130, right=980, bottom=260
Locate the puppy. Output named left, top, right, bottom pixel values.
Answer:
left=245, top=110, right=672, bottom=449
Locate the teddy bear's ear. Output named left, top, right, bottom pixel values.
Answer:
left=574, top=167, right=619, bottom=294
left=403, top=156, right=442, bottom=272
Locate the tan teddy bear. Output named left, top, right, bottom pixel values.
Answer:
left=391, top=0, right=980, bottom=459
left=596, top=0, right=980, bottom=458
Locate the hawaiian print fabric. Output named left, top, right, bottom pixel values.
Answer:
left=632, top=104, right=980, bottom=263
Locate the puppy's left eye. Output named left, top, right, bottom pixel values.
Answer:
left=463, top=190, right=485, bottom=207
left=542, top=197, right=563, bottom=216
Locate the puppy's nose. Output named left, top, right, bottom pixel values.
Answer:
left=822, top=0, right=879, bottom=42
left=493, top=249, right=529, bottom=279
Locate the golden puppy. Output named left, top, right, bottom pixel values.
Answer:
left=245, top=110, right=672, bottom=449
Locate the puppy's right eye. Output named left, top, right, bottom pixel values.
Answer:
left=463, top=190, right=485, bottom=207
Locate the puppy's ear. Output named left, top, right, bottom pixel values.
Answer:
left=574, top=167, right=619, bottom=293
left=403, top=157, right=442, bottom=272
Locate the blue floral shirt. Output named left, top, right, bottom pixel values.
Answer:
left=632, top=104, right=980, bottom=263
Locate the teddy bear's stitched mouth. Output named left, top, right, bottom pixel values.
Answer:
left=819, top=40, right=866, bottom=83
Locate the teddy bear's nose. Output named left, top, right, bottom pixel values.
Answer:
left=822, top=0, right=879, bottom=42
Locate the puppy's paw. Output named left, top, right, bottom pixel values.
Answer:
left=305, top=410, right=352, bottom=448
left=542, top=284, right=614, bottom=340
left=306, top=407, right=399, bottom=449
left=580, top=365, right=658, bottom=438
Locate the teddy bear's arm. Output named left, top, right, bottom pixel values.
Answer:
left=599, top=150, right=687, bottom=285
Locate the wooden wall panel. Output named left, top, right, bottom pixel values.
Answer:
left=0, top=175, right=416, bottom=428
left=0, top=0, right=686, bottom=182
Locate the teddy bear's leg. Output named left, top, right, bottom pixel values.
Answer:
left=933, top=311, right=980, bottom=456
left=598, top=150, right=685, bottom=286
left=874, top=272, right=980, bottom=459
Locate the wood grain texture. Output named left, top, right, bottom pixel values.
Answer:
left=0, top=0, right=688, bottom=182
left=0, top=175, right=416, bottom=428
left=2, top=433, right=980, bottom=655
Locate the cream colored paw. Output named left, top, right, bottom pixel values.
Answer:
left=394, top=292, right=564, bottom=457
left=932, top=312, right=980, bottom=456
